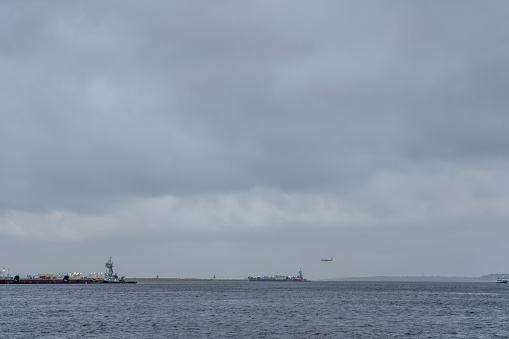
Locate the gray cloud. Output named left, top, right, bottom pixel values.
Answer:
left=1, top=1, right=509, bottom=279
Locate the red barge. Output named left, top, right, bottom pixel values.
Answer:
left=0, top=275, right=93, bottom=284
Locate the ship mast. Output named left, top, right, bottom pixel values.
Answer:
left=105, top=257, right=114, bottom=276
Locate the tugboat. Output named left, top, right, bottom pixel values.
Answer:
left=103, top=257, right=136, bottom=283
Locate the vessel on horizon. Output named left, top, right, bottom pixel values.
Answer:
left=496, top=276, right=508, bottom=283
left=0, top=257, right=136, bottom=284
left=248, top=269, right=309, bottom=282
left=103, top=256, right=136, bottom=283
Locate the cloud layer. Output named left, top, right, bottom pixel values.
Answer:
left=1, top=1, right=509, bottom=278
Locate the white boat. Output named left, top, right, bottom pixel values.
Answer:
left=496, top=277, right=508, bottom=283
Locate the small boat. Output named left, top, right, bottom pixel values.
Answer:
left=496, top=277, right=508, bottom=283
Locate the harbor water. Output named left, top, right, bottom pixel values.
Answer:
left=1, top=280, right=509, bottom=338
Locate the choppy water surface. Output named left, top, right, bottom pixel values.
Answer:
left=1, top=281, right=509, bottom=338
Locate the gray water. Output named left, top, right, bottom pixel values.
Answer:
left=1, top=281, right=509, bottom=338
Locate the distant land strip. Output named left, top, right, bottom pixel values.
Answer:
left=335, top=273, right=508, bottom=282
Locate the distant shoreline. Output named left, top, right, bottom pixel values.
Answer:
left=336, top=273, right=507, bottom=282
left=338, top=277, right=479, bottom=282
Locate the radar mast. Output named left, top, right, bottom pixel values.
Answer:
left=105, top=256, right=114, bottom=276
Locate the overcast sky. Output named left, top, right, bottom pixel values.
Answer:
left=1, top=1, right=509, bottom=280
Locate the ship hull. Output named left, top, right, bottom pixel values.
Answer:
left=248, top=269, right=309, bottom=282
left=0, top=278, right=134, bottom=284
left=0, top=276, right=93, bottom=284
left=0, top=257, right=137, bottom=284
left=248, top=278, right=308, bottom=282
